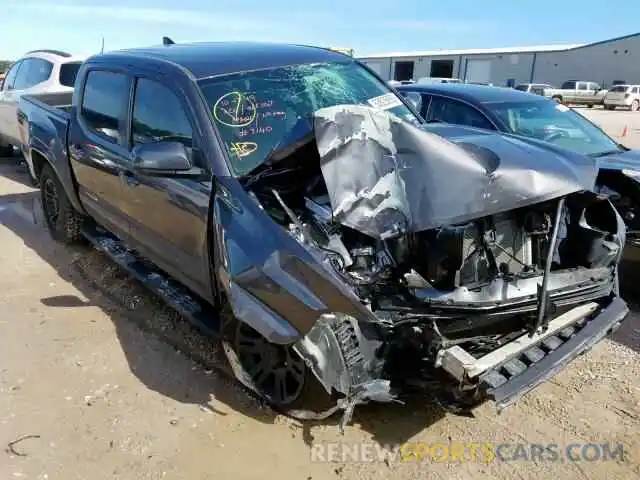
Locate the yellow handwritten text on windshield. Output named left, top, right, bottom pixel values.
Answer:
left=213, top=91, right=257, bottom=127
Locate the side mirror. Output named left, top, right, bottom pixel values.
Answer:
left=131, top=141, right=199, bottom=176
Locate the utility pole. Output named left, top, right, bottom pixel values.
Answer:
left=100, top=37, right=105, bottom=54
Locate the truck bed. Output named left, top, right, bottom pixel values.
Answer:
left=21, top=91, right=73, bottom=118
left=18, top=91, right=76, bottom=199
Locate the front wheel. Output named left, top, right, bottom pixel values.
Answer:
left=631, top=100, right=640, bottom=112
left=552, top=96, right=563, bottom=104
left=221, top=311, right=334, bottom=416
left=40, top=163, right=84, bottom=244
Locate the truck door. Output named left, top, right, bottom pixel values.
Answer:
left=118, top=76, right=213, bottom=301
left=576, top=82, right=589, bottom=104
left=68, top=68, right=133, bottom=242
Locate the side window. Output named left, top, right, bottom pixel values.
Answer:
left=427, top=96, right=494, bottom=130
left=400, top=91, right=423, bottom=116
left=13, top=58, right=53, bottom=90
left=577, top=83, right=588, bottom=91
left=59, top=62, right=82, bottom=88
left=2, top=61, right=22, bottom=90
left=561, top=81, right=576, bottom=89
left=131, top=78, right=193, bottom=148
left=633, top=87, right=639, bottom=94
left=81, top=70, right=130, bottom=144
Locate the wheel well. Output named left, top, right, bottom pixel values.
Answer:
left=30, top=150, right=49, bottom=181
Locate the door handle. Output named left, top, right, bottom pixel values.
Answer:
left=119, top=170, right=140, bottom=187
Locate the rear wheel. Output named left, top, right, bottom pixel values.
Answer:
left=40, top=163, right=84, bottom=244
left=587, top=103, right=594, bottom=108
left=605, top=104, right=616, bottom=111
left=631, top=100, right=640, bottom=112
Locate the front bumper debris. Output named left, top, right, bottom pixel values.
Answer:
left=440, top=297, right=628, bottom=409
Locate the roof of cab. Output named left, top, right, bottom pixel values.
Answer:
left=397, top=83, right=546, bottom=104
left=92, top=42, right=352, bottom=80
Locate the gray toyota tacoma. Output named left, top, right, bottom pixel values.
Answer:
left=18, top=40, right=629, bottom=430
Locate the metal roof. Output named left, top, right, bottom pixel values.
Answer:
left=94, top=41, right=351, bottom=79
left=359, top=44, right=583, bottom=60
left=397, top=83, right=543, bottom=104
left=358, top=32, right=640, bottom=59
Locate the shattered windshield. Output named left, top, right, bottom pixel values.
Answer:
left=198, top=61, right=419, bottom=176
left=490, top=100, right=621, bottom=156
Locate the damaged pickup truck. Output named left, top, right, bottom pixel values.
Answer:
left=18, top=41, right=629, bottom=430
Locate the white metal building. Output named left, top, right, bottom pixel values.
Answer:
left=358, top=33, right=640, bottom=88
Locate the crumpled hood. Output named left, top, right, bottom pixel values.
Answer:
left=313, top=104, right=599, bottom=239
left=596, top=148, right=640, bottom=172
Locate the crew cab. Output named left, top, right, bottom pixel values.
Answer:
left=18, top=41, right=629, bottom=430
left=544, top=80, right=607, bottom=107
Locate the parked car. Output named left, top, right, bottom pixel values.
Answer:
left=19, top=41, right=629, bottom=430
left=396, top=82, right=640, bottom=246
left=543, top=80, right=607, bottom=107
left=514, top=83, right=555, bottom=96
left=416, top=77, right=462, bottom=84
left=603, top=84, right=640, bottom=111
left=0, top=49, right=84, bottom=173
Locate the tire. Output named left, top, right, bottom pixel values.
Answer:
left=631, top=100, right=640, bottom=112
left=605, top=105, right=616, bottom=111
left=221, top=308, right=334, bottom=416
left=40, top=163, right=84, bottom=244
left=587, top=104, right=594, bottom=108
left=552, top=96, right=563, bottom=104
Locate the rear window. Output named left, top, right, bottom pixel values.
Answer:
left=59, top=62, right=82, bottom=87
left=609, top=85, right=629, bottom=93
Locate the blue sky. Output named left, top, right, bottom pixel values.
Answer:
left=1, top=0, right=638, bottom=59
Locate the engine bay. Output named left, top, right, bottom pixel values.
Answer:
left=243, top=135, right=624, bottom=325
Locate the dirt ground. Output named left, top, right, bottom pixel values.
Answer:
left=1, top=113, right=639, bottom=479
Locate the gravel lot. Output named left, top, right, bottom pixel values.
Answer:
left=1, top=109, right=639, bottom=480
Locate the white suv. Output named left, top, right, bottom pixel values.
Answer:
left=0, top=50, right=85, bottom=159
left=604, top=84, right=640, bottom=111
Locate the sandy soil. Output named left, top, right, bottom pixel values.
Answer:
left=1, top=142, right=638, bottom=480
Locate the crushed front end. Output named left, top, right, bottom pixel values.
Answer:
left=222, top=104, right=629, bottom=430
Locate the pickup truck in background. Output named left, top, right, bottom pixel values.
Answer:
left=544, top=80, right=608, bottom=107
left=17, top=41, right=629, bottom=430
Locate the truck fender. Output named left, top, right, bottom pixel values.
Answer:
left=29, top=145, right=85, bottom=215
left=209, top=176, right=375, bottom=345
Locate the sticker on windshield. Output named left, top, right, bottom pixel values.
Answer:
left=367, top=93, right=403, bottom=111
left=555, top=104, right=570, bottom=112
